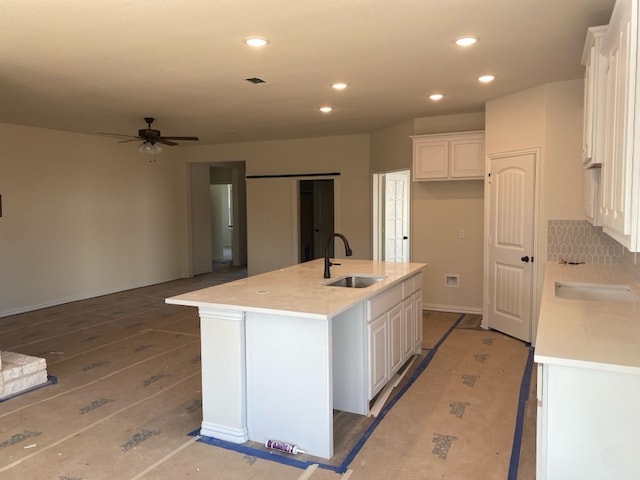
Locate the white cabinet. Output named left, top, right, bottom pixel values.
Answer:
left=582, top=26, right=608, bottom=167
left=366, top=273, right=422, bottom=399
left=536, top=362, right=640, bottom=479
left=411, top=131, right=485, bottom=181
left=368, top=313, right=389, bottom=397
left=599, top=0, right=640, bottom=251
left=388, top=304, right=404, bottom=373
left=584, top=167, right=602, bottom=226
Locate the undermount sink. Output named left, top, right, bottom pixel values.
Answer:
left=554, top=281, right=639, bottom=303
left=326, top=275, right=385, bottom=288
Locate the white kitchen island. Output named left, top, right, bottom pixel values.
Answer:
left=166, top=258, right=425, bottom=459
left=535, top=262, right=640, bottom=480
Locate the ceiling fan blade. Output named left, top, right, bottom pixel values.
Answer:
left=117, top=138, right=143, bottom=144
left=98, top=132, right=140, bottom=139
left=161, top=136, right=199, bottom=141
left=156, top=138, right=178, bottom=146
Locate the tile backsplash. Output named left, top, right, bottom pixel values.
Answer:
left=547, top=220, right=623, bottom=264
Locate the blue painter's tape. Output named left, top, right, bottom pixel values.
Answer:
left=191, top=314, right=466, bottom=474
left=507, top=345, right=534, bottom=480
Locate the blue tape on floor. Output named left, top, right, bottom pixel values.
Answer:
left=191, top=313, right=466, bottom=474
left=0, top=375, right=58, bottom=403
left=507, top=345, right=534, bottom=480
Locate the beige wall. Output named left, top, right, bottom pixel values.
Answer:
left=0, top=122, right=188, bottom=316
left=1, top=125, right=371, bottom=314
left=370, top=112, right=486, bottom=313
left=180, top=135, right=371, bottom=276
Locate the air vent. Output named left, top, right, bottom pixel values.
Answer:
left=245, top=77, right=267, bottom=85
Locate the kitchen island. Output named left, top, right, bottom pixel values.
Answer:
left=166, top=258, right=425, bottom=458
left=535, top=262, right=640, bottom=479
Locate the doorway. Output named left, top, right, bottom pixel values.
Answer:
left=372, top=170, right=410, bottom=262
left=299, top=179, right=335, bottom=262
left=484, top=149, right=539, bottom=342
left=189, top=162, right=247, bottom=276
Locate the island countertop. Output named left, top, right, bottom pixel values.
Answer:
left=534, top=262, right=640, bottom=374
left=166, top=258, right=426, bottom=319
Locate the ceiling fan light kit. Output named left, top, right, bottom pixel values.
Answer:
left=139, top=142, right=162, bottom=155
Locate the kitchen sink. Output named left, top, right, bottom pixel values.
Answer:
left=326, top=275, right=385, bottom=288
left=554, top=281, right=639, bottom=303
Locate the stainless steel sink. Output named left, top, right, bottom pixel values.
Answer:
left=326, top=275, right=385, bottom=288
left=554, top=281, right=639, bottom=303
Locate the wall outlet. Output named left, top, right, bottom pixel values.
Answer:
left=459, top=229, right=465, bottom=239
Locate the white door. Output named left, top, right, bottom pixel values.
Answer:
left=486, top=150, right=537, bottom=342
left=383, top=171, right=410, bottom=262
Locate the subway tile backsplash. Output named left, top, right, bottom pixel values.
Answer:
left=547, top=220, right=623, bottom=264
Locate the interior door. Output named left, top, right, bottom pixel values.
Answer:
left=486, top=151, right=536, bottom=342
left=384, top=171, right=410, bottom=262
left=312, top=180, right=335, bottom=259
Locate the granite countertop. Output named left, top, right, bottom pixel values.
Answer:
left=166, top=258, right=426, bottom=319
left=535, top=262, right=640, bottom=374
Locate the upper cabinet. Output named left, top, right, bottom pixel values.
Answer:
left=599, top=0, right=640, bottom=251
left=411, top=131, right=485, bottom=181
left=582, top=25, right=608, bottom=168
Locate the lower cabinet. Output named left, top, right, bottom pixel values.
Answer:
left=536, top=362, right=640, bottom=479
left=368, top=313, right=390, bottom=397
left=366, top=274, right=422, bottom=399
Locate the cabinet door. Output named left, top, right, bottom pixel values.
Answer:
left=450, top=137, right=484, bottom=178
left=368, top=313, right=389, bottom=398
left=413, top=291, right=423, bottom=352
left=583, top=47, right=595, bottom=163
left=413, top=140, right=449, bottom=180
left=582, top=26, right=608, bottom=167
left=602, top=6, right=635, bottom=248
left=388, top=304, right=404, bottom=374
left=584, top=168, right=601, bottom=226
left=402, top=297, right=414, bottom=361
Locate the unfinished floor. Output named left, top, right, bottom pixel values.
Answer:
left=0, top=265, right=536, bottom=479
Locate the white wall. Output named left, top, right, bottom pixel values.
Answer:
left=0, top=122, right=188, bottom=316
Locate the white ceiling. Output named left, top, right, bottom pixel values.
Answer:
left=0, top=0, right=615, bottom=146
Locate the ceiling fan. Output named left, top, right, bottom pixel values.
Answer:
left=100, top=117, right=199, bottom=154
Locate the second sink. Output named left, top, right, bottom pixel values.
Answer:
left=554, top=281, right=639, bottom=303
left=326, top=275, right=385, bottom=288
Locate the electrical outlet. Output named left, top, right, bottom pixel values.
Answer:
left=459, top=229, right=465, bottom=239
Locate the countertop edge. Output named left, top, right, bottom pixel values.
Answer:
left=165, top=259, right=426, bottom=318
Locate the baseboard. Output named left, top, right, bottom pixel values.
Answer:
left=423, top=303, right=483, bottom=315
left=0, top=273, right=186, bottom=319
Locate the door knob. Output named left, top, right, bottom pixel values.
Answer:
left=521, top=256, right=530, bottom=263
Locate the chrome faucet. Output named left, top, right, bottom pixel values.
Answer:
left=324, top=233, right=353, bottom=278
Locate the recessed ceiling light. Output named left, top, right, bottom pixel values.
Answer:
left=320, top=106, right=333, bottom=113
left=332, top=82, right=348, bottom=90
left=245, top=36, right=268, bottom=47
left=429, top=94, right=444, bottom=101
left=478, top=75, right=495, bottom=83
left=455, top=36, right=478, bottom=47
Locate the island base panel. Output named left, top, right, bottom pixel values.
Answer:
left=245, top=312, right=333, bottom=459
